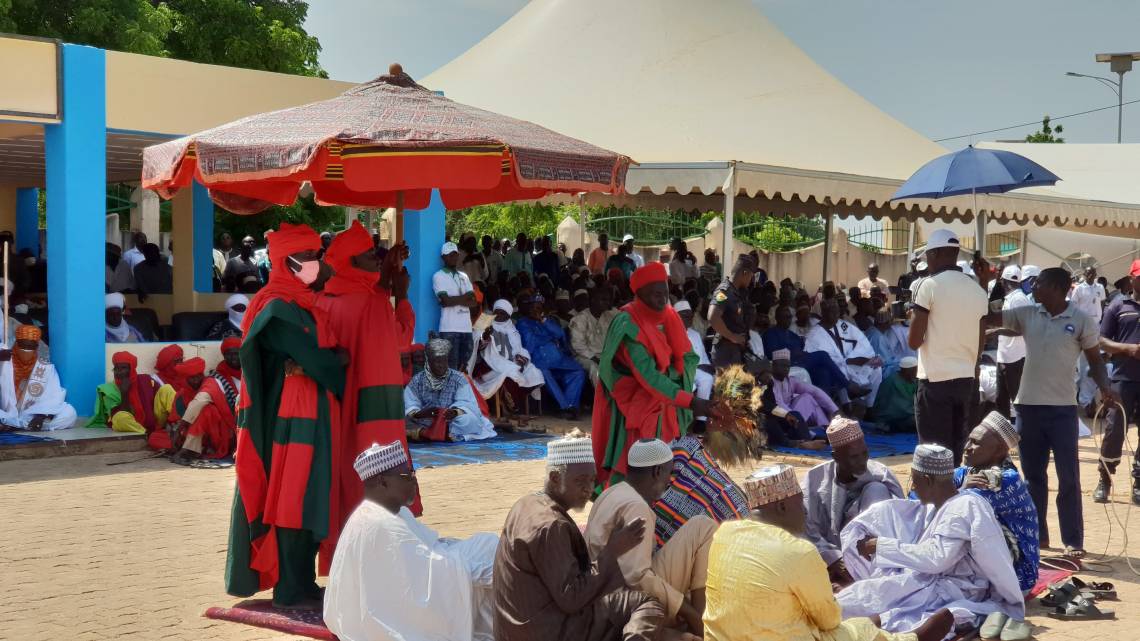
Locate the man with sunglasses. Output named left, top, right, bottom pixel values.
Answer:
left=325, top=441, right=499, bottom=641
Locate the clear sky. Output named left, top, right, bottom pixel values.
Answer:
left=306, top=0, right=1140, bottom=145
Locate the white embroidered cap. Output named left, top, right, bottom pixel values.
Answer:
left=771, top=348, right=792, bottom=362
left=547, top=434, right=595, bottom=466
left=980, top=411, right=1020, bottom=449
left=354, top=441, right=408, bottom=481
left=556, top=290, right=570, bottom=301
left=627, top=438, right=674, bottom=468
left=573, top=289, right=589, bottom=299
left=912, top=443, right=955, bottom=476
left=673, top=300, right=692, bottom=313
left=743, top=464, right=800, bottom=509
left=825, top=416, right=864, bottom=447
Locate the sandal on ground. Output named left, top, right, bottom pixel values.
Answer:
left=1072, top=577, right=1117, bottom=600
left=1046, top=595, right=1116, bottom=621
left=1038, top=581, right=1079, bottom=608
left=190, top=458, right=232, bottom=469
left=980, top=612, right=1008, bottom=639
left=999, top=619, right=1032, bottom=641
left=1063, top=546, right=1086, bottom=560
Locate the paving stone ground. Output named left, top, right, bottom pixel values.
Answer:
left=2, top=438, right=1139, bottom=641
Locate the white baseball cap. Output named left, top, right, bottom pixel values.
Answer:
left=1021, top=265, right=1041, bottom=279
left=622, top=234, right=634, bottom=242
left=923, top=229, right=961, bottom=255
left=440, top=241, right=459, bottom=256
left=1001, top=265, right=1021, bottom=282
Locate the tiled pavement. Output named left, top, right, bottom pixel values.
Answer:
left=2, top=438, right=1138, bottom=640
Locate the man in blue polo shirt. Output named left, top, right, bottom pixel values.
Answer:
left=1096, top=259, right=1140, bottom=505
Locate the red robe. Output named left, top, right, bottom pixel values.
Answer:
left=172, top=377, right=237, bottom=459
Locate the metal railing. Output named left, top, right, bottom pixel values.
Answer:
left=732, top=214, right=826, bottom=252
left=586, top=208, right=708, bottom=246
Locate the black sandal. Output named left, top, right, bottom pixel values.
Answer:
left=1038, top=581, right=1079, bottom=608
left=1072, top=577, right=1117, bottom=601
left=1046, top=594, right=1116, bottom=621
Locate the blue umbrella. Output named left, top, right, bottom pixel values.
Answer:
left=890, top=145, right=1060, bottom=201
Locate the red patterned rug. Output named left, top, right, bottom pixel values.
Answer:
left=204, top=599, right=336, bottom=640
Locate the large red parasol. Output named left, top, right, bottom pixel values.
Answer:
left=142, top=65, right=632, bottom=214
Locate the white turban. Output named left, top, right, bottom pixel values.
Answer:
left=105, top=292, right=126, bottom=310
left=493, top=299, right=514, bottom=315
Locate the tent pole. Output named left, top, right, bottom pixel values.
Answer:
left=906, top=217, right=916, bottom=262
left=822, top=207, right=834, bottom=284
left=722, top=163, right=737, bottom=271
left=579, top=193, right=587, bottom=252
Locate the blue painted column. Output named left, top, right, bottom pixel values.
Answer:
left=192, top=181, right=214, bottom=292
left=403, top=190, right=446, bottom=343
left=15, top=188, right=40, bottom=257
left=44, top=44, right=106, bottom=411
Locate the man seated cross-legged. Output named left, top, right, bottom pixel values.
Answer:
left=404, top=337, right=496, bottom=442
left=0, top=325, right=77, bottom=431
left=168, top=357, right=237, bottom=465
left=586, top=438, right=716, bottom=636
left=703, top=463, right=953, bottom=641
left=801, top=416, right=903, bottom=586
left=837, top=444, right=1025, bottom=637
left=325, top=441, right=499, bottom=641
left=494, top=433, right=670, bottom=641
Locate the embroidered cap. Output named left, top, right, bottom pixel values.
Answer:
left=771, top=348, right=791, bottom=362
left=555, top=290, right=570, bottom=301
left=426, top=337, right=452, bottom=358
left=627, top=438, right=674, bottom=468
left=354, top=441, right=409, bottom=481
left=980, top=410, right=1020, bottom=449
left=573, top=289, right=589, bottom=299
left=546, top=434, right=595, bottom=466
left=742, top=464, right=800, bottom=509
left=912, top=443, right=955, bottom=477
left=825, top=416, right=864, bottom=448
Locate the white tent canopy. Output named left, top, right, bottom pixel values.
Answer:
left=425, top=0, right=1140, bottom=270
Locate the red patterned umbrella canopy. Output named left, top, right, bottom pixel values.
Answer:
left=142, top=65, right=632, bottom=214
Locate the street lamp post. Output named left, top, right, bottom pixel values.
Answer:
left=1066, top=52, right=1140, bottom=143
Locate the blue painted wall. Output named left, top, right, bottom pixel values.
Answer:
left=403, top=190, right=446, bottom=343
left=44, top=44, right=106, bottom=411
left=15, top=188, right=40, bottom=257
left=192, top=181, right=214, bottom=292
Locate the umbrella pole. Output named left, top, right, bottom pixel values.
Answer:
left=972, top=188, right=985, bottom=257
left=395, top=192, right=405, bottom=245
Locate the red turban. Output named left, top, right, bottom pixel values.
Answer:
left=630, top=262, right=668, bottom=293
left=267, top=222, right=321, bottom=267
left=323, top=221, right=373, bottom=275
left=174, top=357, right=206, bottom=378
left=156, top=344, right=184, bottom=371
left=111, top=351, right=138, bottom=369
left=221, top=337, right=242, bottom=352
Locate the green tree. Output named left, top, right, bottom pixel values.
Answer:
left=0, top=0, right=176, bottom=56
left=215, top=194, right=344, bottom=242
left=447, top=202, right=574, bottom=242
left=1025, top=115, right=1064, bottom=143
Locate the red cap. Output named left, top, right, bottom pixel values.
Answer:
left=1130, top=259, right=1140, bottom=278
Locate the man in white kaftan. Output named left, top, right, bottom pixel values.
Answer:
left=801, top=418, right=902, bottom=584
left=805, top=300, right=883, bottom=405
left=675, top=301, right=713, bottom=404
left=0, top=325, right=76, bottom=431
left=836, top=444, right=1024, bottom=634
left=326, top=442, right=499, bottom=641
left=472, top=300, right=545, bottom=399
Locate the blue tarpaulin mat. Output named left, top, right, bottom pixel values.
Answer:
left=0, top=431, right=55, bottom=447
left=772, top=431, right=917, bottom=459
left=410, top=431, right=553, bottom=469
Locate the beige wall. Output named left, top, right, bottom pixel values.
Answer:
left=0, top=37, right=58, bottom=123
left=0, top=186, right=18, bottom=234
left=105, top=51, right=356, bottom=135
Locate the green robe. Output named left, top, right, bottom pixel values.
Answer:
left=873, top=372, right=917, bottom=432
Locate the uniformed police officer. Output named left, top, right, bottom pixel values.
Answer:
left=708, top=255, right=757, bottom=369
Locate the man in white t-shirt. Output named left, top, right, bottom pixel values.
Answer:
left=433, top=242, right=477, bottom=372
left=622, top=234, right=645, bottom=269
left=908, top=229, right=989, bottom=465
left=989, top=265, right=1032, bottom=420
left=1070, top=266, right=1107, bottom=409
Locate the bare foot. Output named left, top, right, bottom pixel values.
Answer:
left=914, top=609, right=953, bottom=641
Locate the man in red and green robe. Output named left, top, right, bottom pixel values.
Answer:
left=225, top=223, right=347, bottom=609
left=317, top=221, right=421, bottom=516
left=593, top=262, right=712, bottom=489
